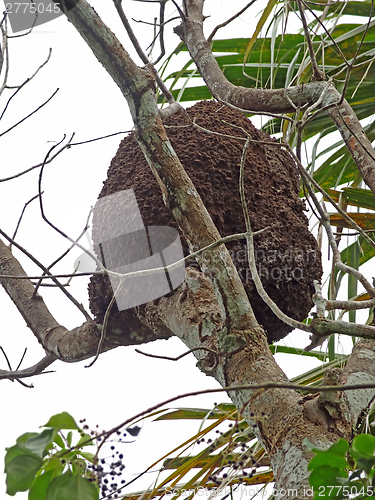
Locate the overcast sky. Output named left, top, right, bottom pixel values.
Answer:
left=0, top=1, right=363, bottom=498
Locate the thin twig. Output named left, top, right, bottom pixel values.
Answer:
left=11, top=194, right=41, bottom=250
left=290, top=148, right=375, bottom=298
left=0, top=271, right=97, bottom=280
left=0, top=346, right=32, bottom=387
left=207, top=1, right=257, bottom=42
left=237, top=136, right=310, bottom=332
left=0, top=354, right=57, bottom=381
left=0, top=229, right=267, bottom=280
left=113, top=0, right=176, bottom=104
left=33, top=208, right=93, bottom=295
left=0, top=88, right=59, bottom=138
left=135, top=346, right=219, bottom=369
left=0, top=131, right=129, bottom=183
left=36, top=138, right=106, bottom=279
left=0, top=228, right=92, bottom=321
left=0, top=48, right=51, bottom=121
left=153, top=0, right=167, bottom=65
left=296, top=0, right=325, bottom=81
left=85, top=280, right=123, bottom=368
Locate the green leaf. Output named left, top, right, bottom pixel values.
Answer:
left=54, top=434, right=65, bottom=449
left=66, top=432, right=73, bottom=447
left=305, top=0, right=375, bottom=18
left=46, top=471, right=98, bottom=500
left=328, top=213, right=375, bottom=230
left=43, top=457, right=65, bottom=475
left=329, top=439, right=351, bottom=457
left=79, top=452, right=96, bottom=464
left=4, top=444, right=36, bottom=468
left=309, top=465, right=348, bottom=494
left=326, top=188, right=375, bottom=210
left=351, top=434, right=375, bottom=460
left=339, top=233, right=375, bottom=269
left=75, top=433, right=94, bottom=448
left=24, top=429, right=55, bottom=458
left=43, top=413, right=79, bottom=431
left=309, top=452, right=348, bottom=470
left=342, top=188, right=375, bottom=210
left=355, top=456, right=375, bottom=474
left=304, top=438, right=349, bottom=456
left=16, top=433, right=38, bottom=445
left=29, top=470, right=54, bottom=500
left=5, top=454, right=43, bottom=495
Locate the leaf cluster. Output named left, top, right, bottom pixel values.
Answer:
left=305, top=433, right=375, bottom=499
left=4, top=412, right=98, bottom=499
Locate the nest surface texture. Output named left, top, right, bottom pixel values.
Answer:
left=89, top=100, right=322, bottom=343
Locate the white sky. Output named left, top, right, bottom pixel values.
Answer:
left=0, top=1, right=371, bottom=498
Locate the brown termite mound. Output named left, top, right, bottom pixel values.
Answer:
left=89, top=100, right=322, bottom=344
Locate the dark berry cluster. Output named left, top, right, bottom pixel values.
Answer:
left=79, top=419, right=130, bottom=499
left=197, top=419, right=264, bottom=487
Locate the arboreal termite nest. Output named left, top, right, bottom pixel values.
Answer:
left=89, top=100, right=322, bottom=344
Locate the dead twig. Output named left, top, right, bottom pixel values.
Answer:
left=135, top=346, right=219, bottom=369
left=0, top=352, right=57, bottom=382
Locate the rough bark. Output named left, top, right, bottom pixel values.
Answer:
left=0, top=239, right=130, bottom=361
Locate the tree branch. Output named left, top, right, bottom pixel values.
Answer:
left=0, top=354, right=57, bottom=381
left=0, top=239, right=119, bottom=362
left=176, top=1, right=375, bottom=197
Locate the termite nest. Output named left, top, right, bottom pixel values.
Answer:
left=89, top=100, right=322, bottom=344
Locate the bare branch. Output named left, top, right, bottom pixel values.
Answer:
left=1, top=131, right=129, bottom=183
left=11, top=194, right=40, bottom=249
left=135, top=346, right=219, bottom=369
left=0, top=228, right=92, bottom=321
left=0, top=354, right=57, bottom=381
left=0, top=19, right=9, bottom=95
left=152, top=0, right=167, bottom=65
left=0, top=88, right=59, bottom=138
left=113, top=0, right=179, bottom=107
left=325, top=297, right=375, bottom=312
left=296, top=0, right=325, bottom=81
left=0, top=48, right=51, bottom=121
left=207, top=1, right=257, bottom=42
